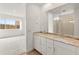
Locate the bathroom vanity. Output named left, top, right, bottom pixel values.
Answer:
left=34, top=32, right=79, bottom=55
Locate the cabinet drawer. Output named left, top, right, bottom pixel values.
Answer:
left=54, top=41, right=76, bottom=55
left=54, top=41, right=76, bottom=51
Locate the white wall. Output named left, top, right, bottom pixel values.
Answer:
left=0, top=36, right=26, bottom=55
left=0, top=3, right=26, bottom=17
left=26, top=4, right=48, bottom=52
left=0, top=3, right=26, bottom=55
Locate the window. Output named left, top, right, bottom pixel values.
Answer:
left=0, top=18, right=20, bottom=29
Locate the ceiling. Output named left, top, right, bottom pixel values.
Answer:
left=27, top=3, right=45, bottom=6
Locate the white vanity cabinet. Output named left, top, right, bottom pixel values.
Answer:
left=40, top=36, right=47, bottom=55
left=34, top=35, right=41, bottom=53
left=47, top=39, right=54, bottom=55
left=34, top=34, right=79, bottom=55
left=54, top=41, right=76, bottom=55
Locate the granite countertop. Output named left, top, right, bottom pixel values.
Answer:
left=34, top=32, right=79, bottom=47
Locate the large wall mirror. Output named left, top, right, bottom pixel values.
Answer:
left=0, top=14, right=24, bottom=38
left=48, top=3, right=79, bottom=37
left=0, top=19, right=21, bottom=29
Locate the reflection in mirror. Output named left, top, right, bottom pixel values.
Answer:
left=0, top=18, right=21, bottom=29
left=0, top=19, right=5, bottom=29
left=48, top=4, right=76, bottom=36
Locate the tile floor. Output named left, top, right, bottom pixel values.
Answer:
left=27, top=50, right=41, bottom=55
left=20, top=50, right=41, bottom=55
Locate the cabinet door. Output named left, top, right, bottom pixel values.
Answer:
left=47, top=39, right=54, bottom=55
left=54, top=41, right=76, bottom=55
left=40, top=37, right=47, bottom=55
left=34, top=35, right=41, bottom=52
left=75, top=47, right=79, bottom=55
